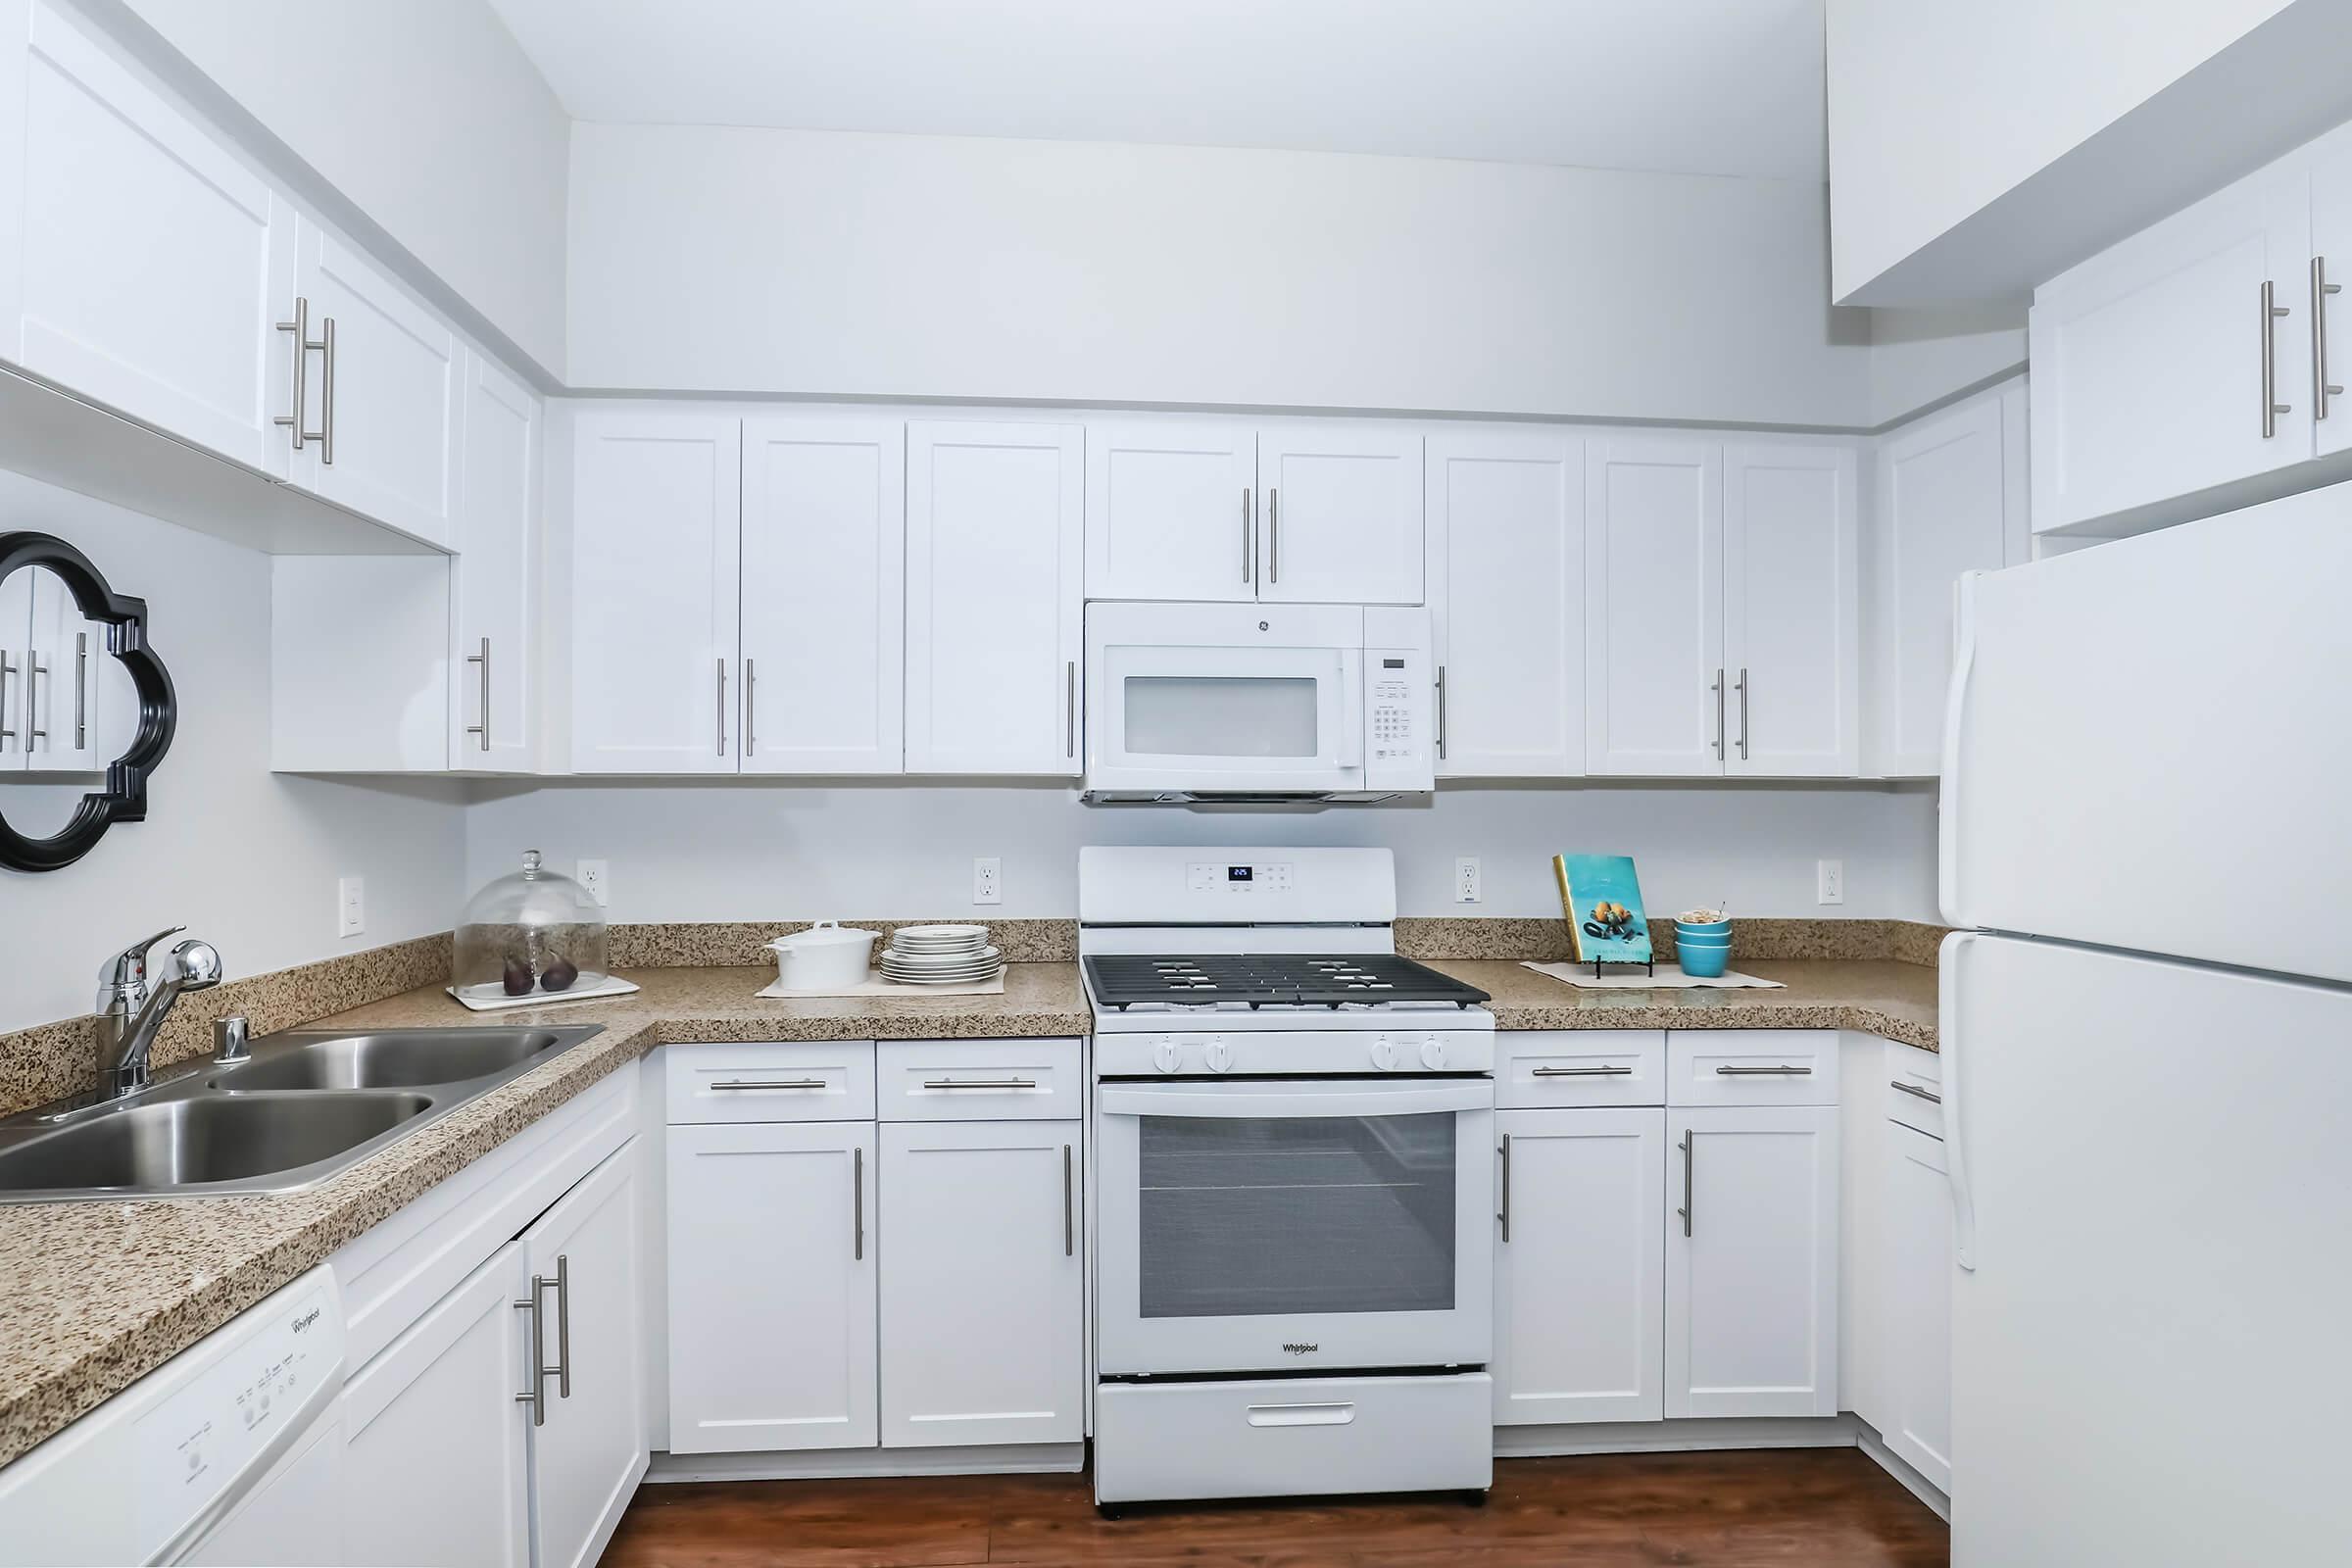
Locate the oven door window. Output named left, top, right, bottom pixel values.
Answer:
left=1123, top=675, right=1318, bottom=759
left=1137, top=1112, right=1457, bottom=1318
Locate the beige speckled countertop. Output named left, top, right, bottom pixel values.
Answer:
left=0, top=955, right=1927, bottom=1469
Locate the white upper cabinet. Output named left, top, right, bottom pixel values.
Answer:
left=22, top=565, right=111, bottom=772
left=451, top=352, right=540, bottom=772
left=905, top=420, right=1084, bottom=775
left=1426, top=432, right=1584, bottom=777
left=1722, top=443, right=1858, bottom=777
left=290, top=220, right=464, bottom=548
left=1870, top=387, right=2027, bottom=777
left=740, top=416, right=906, bottom=775
left=10, top=0, right=294, bottom=474
left=569, top=411, right=743, bottom=774
left=1256, top=429, right=1424, bottom=605
left=1085, top=421, right=1257, bottom=602
left=2307, top=122, right=2352, bottom=460
left=1585, top=438, right=1724, bottom=776
left=2031, top=159, right=2312, bottom=532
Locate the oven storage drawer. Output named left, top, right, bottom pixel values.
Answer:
left=1094, top=1373, right=1494, bottom=1502
left=876, top=1038, right=1083, bottom=1121
left=1666, top=1031, right=1838, bottom=1106
left=665, top=1041, right=877, bottom=1123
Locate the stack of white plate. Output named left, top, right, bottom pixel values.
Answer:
left=879, top=924, right=1004, bottom=986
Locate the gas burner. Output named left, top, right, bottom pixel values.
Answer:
left=1084, top=953, right=1492, bottom=1011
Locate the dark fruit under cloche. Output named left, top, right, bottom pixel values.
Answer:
left=541, top=957, right=580, bottom=992
left=502, top=958, right=533, bottom=996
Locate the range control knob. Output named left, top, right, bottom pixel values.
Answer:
left=1152, top=1038, right=1181, bottom=1074
left=1204, top=1039, right=1233, bottom=1074
left=1369, top=1038, right=1399, bottom=1071
left=1419, top=1038, right=1448, bottom=1070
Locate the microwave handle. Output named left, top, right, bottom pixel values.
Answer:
left=1341, top=650, right=1366, bottom=778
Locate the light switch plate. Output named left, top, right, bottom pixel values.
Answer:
left=337, top=876, right=365, bottom=938
left=1816, top=859, right=1845, bottom=906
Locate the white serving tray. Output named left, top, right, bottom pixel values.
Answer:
left=446, top=974, right=642, bottom=1011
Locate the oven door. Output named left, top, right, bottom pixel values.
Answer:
left=1084, top=603, right=1364, bottom=795
left=1096, top=1077, right=1494, bottom=1376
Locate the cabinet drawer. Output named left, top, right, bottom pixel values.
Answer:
left=1094, top=1373, right=1493, bottom=1503
left=1883, top=1041, right=1944, bottom=1140
left=876, top=1038, right=1083, bottom=1121
left=665, top=1041, right=875, bottom=1122
left=1666, top=1031, right=1838, bottom=1106
left=1496, top=1031, right=1665, bottom=1107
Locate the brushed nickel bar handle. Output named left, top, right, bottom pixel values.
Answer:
left=74, top=632, right=85, bottom=750
left=710, top=1078, right=827, bottom=1091
left=0, top=652, right=15, bottom=746
left=1890, top=1079, right=1944, bottom=1104
left=1533, top=1064, right=1634, bottom=1077
left=1717, top=1064, right=1813, bottom=1075
left=1242, top=488, right=1253, bottom=584
left=318, top=314, right=336, bottom=466
left=1711, top=669, right=1725, bottom=760
left=745, top=657, right=758, bottom=758
left=2316, top=256, right=2343, bottom=420
left=1677, top=1133, right=1693, bottom=1238
left=922, top=1077, right=1038, bottom=1090
left=853, top=1146, right=864, bottom=1261
left=1065, top=661, right=1077, bottom=759
left=715, top=658, right=727, bottom=757
left=552, top=1253, right=571, bottom=1399
left=1435, top=665, right=1447, bottom=760
left=24, top=652, right=43, bottom=748
left=1498, top=1132, right=1512, bottom=1244
left=1062, top=1143, right=1074, bottom=1257
left=514, top=1277, right=551, bottom=1426
left=2263, top=279, right=2292, bottom=438
left=465, top=637, right=489, bottom=750
left=1267, top=487, right=1279, bottom=582
left=273, top=296, right=312, bottom=450
left=1736, top=666, right=1749, bottom=760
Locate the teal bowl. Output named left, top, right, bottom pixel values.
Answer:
left=1676, top=918, right=1732, bottom=937
left=1680, top=944, right=1733, bottom=978
left=1675, top=931, right=1733, bottom=949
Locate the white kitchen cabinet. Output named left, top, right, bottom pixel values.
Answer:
left=16, top=565, right=109, bottom=772
left=1084, top=421, right=1257, bottom=602
left=878, top=1120, right=1084, bottom=1447
left=1425, top=433, right=1584, bottom=777
left=1584, top=438, right=1723, bottom=776
left=1881, top=1119, right=1954, bottom=1494
left=905, top=420, right=1083, bottom=775
left=451, top=351, right=541, bottom=772
left=0, top=569, right=25, bottom=768
left=2031, top=159, right=2312, bottom=532
left=1722, top=444, right=1858, bottom=777
left=1870, top=386, right=2027, bottom=777
left=569, top=410, right=743, bottom=773
left=1493, top=1107, right=1664, bottom=1426
left=340, top=1241, right=532, bottom=1568
left=520, top=1141, right=646, bottom=1568
left=1665, top=1104, right=1838, bottom=1419
left=1255, top=428, right=1423, bottom=605
left=288, top=219, right=463, bottom=548
left=666, top=1118, right=877, bottom=1452
left=10, top=0, right=294, bottom=475
left=2307, top=122, right=2352, bottom=460
left=739, top=416, right=906, bottom=774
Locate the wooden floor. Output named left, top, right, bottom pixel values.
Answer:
left=603, top=1449, right=1949, bottom=1567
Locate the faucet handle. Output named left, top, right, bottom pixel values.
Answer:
left=96, top=926, right=185, bottom=997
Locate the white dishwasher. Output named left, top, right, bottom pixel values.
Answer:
left=0, top=1266, right=347, bottom=1566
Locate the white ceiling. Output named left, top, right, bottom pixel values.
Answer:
left=487, top=0, right=1828, bottom=181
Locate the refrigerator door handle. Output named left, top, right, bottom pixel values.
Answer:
left=1940, top=930, right=1980, bottom=1271
left=1937, top=571, right=1983, bottom=928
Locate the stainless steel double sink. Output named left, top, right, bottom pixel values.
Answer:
left=0, top=1025, right=603, bottom=1202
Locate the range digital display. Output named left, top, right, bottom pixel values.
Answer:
left=1227, top=865, right=1253, bottom=882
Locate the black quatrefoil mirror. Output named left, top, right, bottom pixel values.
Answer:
left=0, top=532, right=176, bottom=872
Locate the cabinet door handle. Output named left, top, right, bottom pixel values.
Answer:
left=853, top=1146, right=864, bottom=1261
left=1735, top=666, right=1749, bottom=760
left=1710, top=668, right=1726, bottom=760
left=1497, top=1132, right=1511, bottom=1244
left=1267, top=487, right=1279, bottom=582
left=1890, top=1079, right=1943, bottom=1104
left=1065, top=660, right=1077, bottom=759
left=1717, top=1063, right=1812, bottom=1075
left=715, top=658, right=727, bottom=757
left=74, top=632, right=86, bottom=750
left=514, top=1263, right=565, bottom=1425
left=1435, top=664, right=1447, bottom=760
left=465, top=637, right=490, bottom=751
left=1677, top=1133, right=1694, bottom=1238
left=1062, top=1143, right=1075, bottom=1257
left=0, top=652, right=15, bottom=747
left=1533, top=1064, right=1633, bottom=1077
left=709, top=1077, right=827, bottom=1091
left=24, top=652, right=43, bottom=748
left=552, top=1252, right=571, bottom=1398
left=2263, top=279, right=2293, bottom=438
left=921, top=1077, right=1037, bottom=1090
left=273, top=296, right=326, bottom=451
left=2316, top=256, right=2344, bottom=420
left=1241, top=488, right=1253, bottom=584
left=318, top=315, right=336, bottom=466
left=745, top=657, right=758, bottom=758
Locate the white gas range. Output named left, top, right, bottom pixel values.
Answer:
left=1079, top=847, right=1497, bottom=1508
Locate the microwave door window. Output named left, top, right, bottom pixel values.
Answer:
left=1136, top=1112, right=1458, bottom=1318
left=1123, top=676, right=1319, bottom=758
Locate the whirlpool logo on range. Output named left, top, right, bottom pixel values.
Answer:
left=1281, top=1342, right=1319, bottom=1355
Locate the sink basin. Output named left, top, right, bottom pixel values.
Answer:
left=212, top=1029, right=566, bottom=1092
left=0, top=1093, right=432, bottom=1197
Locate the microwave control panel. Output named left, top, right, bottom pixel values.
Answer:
left=1362, top=636, right=1434, bottom=791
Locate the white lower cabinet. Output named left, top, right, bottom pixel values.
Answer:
left=878, top=1120, right=1085, bottom=1446
left=1665, top=1103, right=1839, bottom=1419
left=1880, top=1120, right=1954, bottom=1493
left=666, top=1118, right=877, bottom=1453
left=1492, top=1106, right=1664, bottom=1425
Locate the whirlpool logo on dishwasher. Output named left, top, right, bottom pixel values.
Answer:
left=1282, top=1342, right=1319, bottom=1355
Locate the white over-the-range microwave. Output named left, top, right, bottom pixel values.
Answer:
left=1082, top=602, right=1434, bottom=802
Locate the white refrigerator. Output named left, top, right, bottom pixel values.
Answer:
left=1939, top=482, right=2352, bottom=1565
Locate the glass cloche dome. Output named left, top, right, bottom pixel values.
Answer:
left=453, top=849, right=611, bottom=999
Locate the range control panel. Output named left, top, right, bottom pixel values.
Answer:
left=1096, top=1029, right=1496, bottom=1078
left=1187, top=860, right=1297, bottom=893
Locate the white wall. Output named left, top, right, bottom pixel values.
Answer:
left=112, top=0, right=570, bottom=379
left=566, top=122, right=1881, bottom=427
left=0, top=468, right=466, bottom=1033
left=464, top=781, right=1940, bottom=926
left=1868, top=306, right=2029, bottom=427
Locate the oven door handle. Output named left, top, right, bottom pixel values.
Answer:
left=1097, top=1081, right=1493, bottom=1119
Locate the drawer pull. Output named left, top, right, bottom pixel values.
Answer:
left=1246, top=1400, right=1354, bottom=1428
left=922, top=1077, right=1038, bottom=1090
left=1716, top=1064, right=1811, bottom=1076
left=1533, top=1064, right=1633, bottom=1077
left=709, top=1078, right=828, bottom=1091
left=1889, top=1079, right=1943, bottom=1104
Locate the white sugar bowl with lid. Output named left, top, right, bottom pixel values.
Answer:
left=766, top=921, right=879, bottom=991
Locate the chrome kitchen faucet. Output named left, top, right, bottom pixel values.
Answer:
left=93, top=927, right=222, bottom=1101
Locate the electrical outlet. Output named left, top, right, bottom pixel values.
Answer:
left=1817, top=858, right=1845, bottom=906
left=337, top=876, right=366, bottom=938
left=1455, top=857, right=1482, bottom=904
left=576, top=859, right=610, bottom=907
left=973, top=857, right=1003, bottom=906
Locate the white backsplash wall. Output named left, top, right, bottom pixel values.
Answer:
left=0, top=468, right=467, bottom=1034
left=462, top=780, right=1938, bottom=925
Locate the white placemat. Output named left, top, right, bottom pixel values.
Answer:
left=758, top=968, right=1006, bottom=1000
left=1520, top=960, right=1785, bottom=991
left=446, top=975, right=642, bottom=1011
